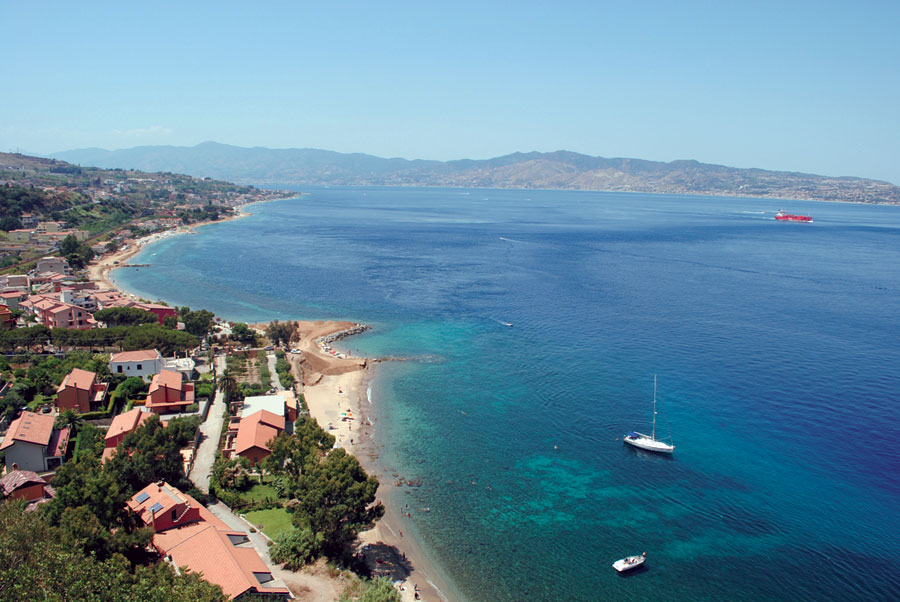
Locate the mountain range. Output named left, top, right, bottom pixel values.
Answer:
left=51, top=142, right=900, bottom=204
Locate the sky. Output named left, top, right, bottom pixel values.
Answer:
left=2, top=1, right=899, bottom=183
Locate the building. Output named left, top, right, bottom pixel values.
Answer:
left=228, top=410, right=285, bottom=467
left=164, top=356, right=196, bottom=381
left=35, top=256, right=68, bottom=274
left=104, top=408, right=153, bottom=451
left=20, top=294, right=96, bottom=330
left=0, top=290, right=28, bottom=310
left=0, top=411, right=70, bottom=472
left=56, top=369, right=108, bottom=413
left=8, top=229, right=32, bottom=244
left=0, top=305, right=14, bottom=330
left=145, top=369, right=195, bottom=414
left=237, top=393, right=298, bottom=430
left=126, top=482, right=290, bottom=600
left=0, top=469, right=52, bottom=503
left=139, top=302, right=178, bottom=325
left=110, top=349, right=164, bottom=381
left=0, top=274, right=29, bottom=292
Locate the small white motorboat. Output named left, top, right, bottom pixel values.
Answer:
left=612, top=552, right=646, bottom=572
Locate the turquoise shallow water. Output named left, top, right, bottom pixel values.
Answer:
left=115, top=188, right=900, bottom=601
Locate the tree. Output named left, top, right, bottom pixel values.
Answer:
left=115, top=376, right=149, bottom=401
left=55, top=409, right=84, bottom=434
left=269, top=527, right=323, bottom=570
left=105, top=414, right=197, bottom=492
left=289, top=448, right=383, bottom=556
left=94, top=307, right=158, bottom=327
left=0, top=501, right=227, bottom=602
left=0, top=389, right=25, bottom=421
left=218, top=370, right=240, bottom=403
left=60, top=234, right=80, bottom=257
left=263, top=416, right=335, bottom=479
left=179, top=308, right=216, bottom=338
left=122, top=324, right=198, bottom=356
left=211, top=456, right=251, bottom=491
left=265, top=320, right=295, bottom=347
left=230, top=322, right=257, bottom=344
left=0, top=216, right=22, bottom=231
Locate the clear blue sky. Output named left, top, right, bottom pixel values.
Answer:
left=2, top=1, right=899, bottom=183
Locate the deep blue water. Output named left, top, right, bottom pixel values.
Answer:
left=115, top=188, right=900, bottom=601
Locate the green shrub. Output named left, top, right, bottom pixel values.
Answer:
left=269, top=527, right=323, bottom=570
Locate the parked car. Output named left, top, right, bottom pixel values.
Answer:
left=264, top=345, right=274, bottom=351
left=40, top=404, right=52, bottom=414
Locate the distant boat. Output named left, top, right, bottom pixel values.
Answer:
left=775, top=209, right=812, bottom=222
left=624, top=375, right=675, bottom=454
left=613, top=552, right=646, bottom=572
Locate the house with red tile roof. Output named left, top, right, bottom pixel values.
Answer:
left=97, top=296, right=177, bottom=325
left=228, top=410, right=285, bottom=467
left=0, top=290, right=28, bottom=310
left=0, top=469, right=51, bottom=502
left=145, top=369, right=194, bottom=414
left=126, top=482, right=290, bottom=600
left=56, top=368, right=108, bottom=413
left=109, top=349, right=164, bottom=381
left=104, top=407, right=153, bottom=450
left=20, top=293, right=96, bottom=330
left=0, top=411, right=70, bottom=472
left=0, top=305, right=13, bottom=330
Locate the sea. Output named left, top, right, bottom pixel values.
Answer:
left=113, top=187, right=900, bottom=602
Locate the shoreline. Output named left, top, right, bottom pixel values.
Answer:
left=86, top=202, right=460, bottom=602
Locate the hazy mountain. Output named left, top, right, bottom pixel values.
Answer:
left=51, top=142, right=900, bottom=204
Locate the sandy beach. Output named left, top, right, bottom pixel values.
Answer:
left=292, top=322, right=453, bottom=602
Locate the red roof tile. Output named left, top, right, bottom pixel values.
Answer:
left=0, top=411, right=55, bottom=450
left=57, top=368, right=97, bottom=392
left=0, top=470, right=46, bottom=496
left=110, top=349, right=160, bottom=363
left=233, top=410, right=285, bottom=456
left=105, top=408, right=151, bottom=443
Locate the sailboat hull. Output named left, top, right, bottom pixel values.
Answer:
left=624, top=433, right=675, bottom=454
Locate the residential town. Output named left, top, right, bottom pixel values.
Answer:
left=0, top=157, right=407, bottom=602
left=0, top=244, right=395, bottom=600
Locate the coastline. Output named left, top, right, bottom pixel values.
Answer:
left=87, top=204, right=459, bottom=602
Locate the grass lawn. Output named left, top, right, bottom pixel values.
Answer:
left=243, top=483, right=279, bottom=502
left=243, top=508, right=293, bottom=539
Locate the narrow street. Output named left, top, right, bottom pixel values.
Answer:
left=188, top=354, right=226, bottom=494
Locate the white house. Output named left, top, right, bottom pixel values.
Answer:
left=109, top=349, right=164, bottom=381
left=0, top=411, right=70, bottom=472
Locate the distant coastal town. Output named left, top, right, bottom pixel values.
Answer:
left=0, top=154, right=440, bottom=602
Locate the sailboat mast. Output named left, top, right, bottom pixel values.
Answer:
left=652, top=374, right=657, bottom=441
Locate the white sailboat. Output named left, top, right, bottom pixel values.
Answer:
left=624, top=375, right=675, bottom=454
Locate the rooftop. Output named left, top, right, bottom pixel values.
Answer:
left=0, top=411, right=55, bottom=450
left=234, top=410, right=285, bottom=456
left=58, top=368, right=97, bottom=392
left=110, top=349, right=160, bottom=363
left=0, top=470, right=46, bottom=496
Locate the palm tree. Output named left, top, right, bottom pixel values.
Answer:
left=218, top=370, right=241, bottom=403
left=55, top=408, right=84, bottom=435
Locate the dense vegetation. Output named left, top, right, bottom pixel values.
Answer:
left=0, top=414, right=222, bottom=601
left=0, top=323, right=198, bottom=356
left=212, top=414, right=383, bottom=566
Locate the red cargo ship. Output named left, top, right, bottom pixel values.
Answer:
left=775, top=210, right=812, bottom=222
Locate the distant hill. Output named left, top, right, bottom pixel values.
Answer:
left=51, top=142, right=900, bottom=204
